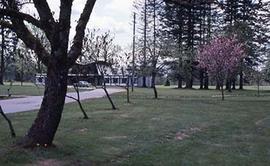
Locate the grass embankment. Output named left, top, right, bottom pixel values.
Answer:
left=1, top=88, right=270, bottom=165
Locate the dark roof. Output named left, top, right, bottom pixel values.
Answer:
left=70, top=63, right=99, bottom=75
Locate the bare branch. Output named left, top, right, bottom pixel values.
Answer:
left=66, top=95, right=77, bottom=101
left=32, top=0, right=55, bottom=41
left=11, top=19, right=50, bottom=65
left=57, top=0, right=73, bottom=50
left=0, top=20, right=14, bottom=30
left=67, top=0, right=96, bottom=67
left=0, top=105, right=16, bottom=138
left=2, top=0, right=50, bottom=65
left=0, top=9, right=42, bottom=28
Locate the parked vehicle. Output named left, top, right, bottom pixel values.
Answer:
left=74, top=81, right=91, bottom=87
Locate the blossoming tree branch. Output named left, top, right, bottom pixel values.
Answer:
left=197, top=35, right=246, bottom=100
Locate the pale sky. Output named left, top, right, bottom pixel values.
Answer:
left=22, top=0, right=135, bottom=48
left=49, top=0, right=135, bottom=47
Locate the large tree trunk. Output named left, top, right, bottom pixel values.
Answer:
left=1, top=0, right=97, bottom=149
left=239, top=71, right=243, bottom=90
left=19, top=64, right=68, bottom=148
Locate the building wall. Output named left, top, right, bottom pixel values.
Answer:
left=137, top=76, right=152, bottom=88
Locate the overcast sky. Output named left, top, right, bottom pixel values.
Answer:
left=47, top=0, right=135, bottom=48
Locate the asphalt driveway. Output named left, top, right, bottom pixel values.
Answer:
left=0, top=88, right=124, bottom=114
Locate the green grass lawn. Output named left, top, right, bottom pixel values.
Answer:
left=1, top=87, right=270, bottom=165
left=0, top=82, right=90, bottom=97
left=0, top=84, right=44, bottom=96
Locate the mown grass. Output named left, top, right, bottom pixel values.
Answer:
left=0, top=84, right=44, bottom=96
left=1, top=87, right=270, bottom=165
left=0, top=83, right=89, bottom=97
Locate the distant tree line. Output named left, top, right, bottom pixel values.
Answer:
left=133, top=0, right=270, bottom=90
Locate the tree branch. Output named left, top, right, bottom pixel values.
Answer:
left=0, top=20, right=14, bottom=30
left=11, top=19, right=50, bottom=66
left=57, top=0, right=73, bottom=51
left=2, top=0, right=50, bottom=65
left=0, top=9, right=42, bottom=28
left=67, top=0, right=96, bottom=67
left=66, top=95, right=77, bottom=101
left=32, top=0, right=55, bottom=41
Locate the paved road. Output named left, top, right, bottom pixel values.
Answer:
left=0, top=88, right=124, bottom=114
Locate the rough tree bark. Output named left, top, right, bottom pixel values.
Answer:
left=20, top=65, right=69, bottom=147
left=0, top=0, right=96, bottom=147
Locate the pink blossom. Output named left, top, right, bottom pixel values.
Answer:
left=197, top=35, right=246, bottom=84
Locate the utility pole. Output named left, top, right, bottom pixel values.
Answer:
left=143, top=0, right=147, bottom=88
left=152, top=0, right=158, bottom=98
left=132, top=12, right=136, bottom=92
left=0, top=20, right=5, bottom=85
left=19, top=50, right=24, bottom=86
left=153, top=0, right=156, bottom=60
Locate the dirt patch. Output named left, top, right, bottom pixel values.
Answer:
left=175, top=132, right=190, bottom=140
left=175, top=127, right=202, bottom=141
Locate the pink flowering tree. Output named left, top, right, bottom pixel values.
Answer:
left=197, top=35, right=246, bottom=100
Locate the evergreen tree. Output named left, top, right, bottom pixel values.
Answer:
left=160, top=0, right=216, bottom=89
left=221, top=0, right=269, bottom=90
